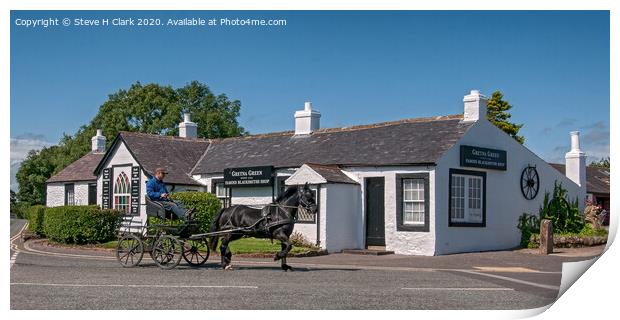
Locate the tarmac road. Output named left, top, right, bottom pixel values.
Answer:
left=9, top=218, right=602, bottom=310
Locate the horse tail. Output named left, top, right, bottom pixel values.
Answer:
left=209, top=208, right=225, bottom=251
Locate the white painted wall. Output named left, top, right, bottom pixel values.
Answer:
left=46, top=182, right=92, bottom=207
left=46, top=183, right=65, bottom=207
left=342, top=166, right=436, bottom=256
left=434, top=119, right=584, bottom=255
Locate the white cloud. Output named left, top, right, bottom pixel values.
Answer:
left=10, top=134, right=55, bottom=191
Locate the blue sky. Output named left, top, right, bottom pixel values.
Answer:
left=10, top=10, right=610, bottom=188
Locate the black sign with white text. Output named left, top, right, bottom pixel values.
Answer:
left=224, top=166, right=274, bottom=187
left=460, top=145, right=507, bottom=171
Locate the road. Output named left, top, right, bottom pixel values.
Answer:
left=9, top=218, right=601, bottom=310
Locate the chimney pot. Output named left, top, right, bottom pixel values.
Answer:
left=463, top=89, right=488, bottom=122
left=565, top=130, right=587, bottom=209
left=294, top=101, right=321, bottom=135
left=179, top=112, right=197, bottom=138
left=91, top=128, right=106, bottom=153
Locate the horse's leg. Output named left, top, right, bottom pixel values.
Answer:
left=274, top=231, right=293, bottom=271
left=220, top=235, right=232, bottom=270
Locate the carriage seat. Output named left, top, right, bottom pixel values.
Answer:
left=145, top=195, right=168, bottom=219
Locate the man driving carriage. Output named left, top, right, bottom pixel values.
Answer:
left=146, top=167, right=195, bottom=221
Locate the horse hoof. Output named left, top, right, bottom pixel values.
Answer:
left=224, top=265, right=234, bottom=271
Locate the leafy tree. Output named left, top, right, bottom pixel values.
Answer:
left=590, top=157, right=610, bottom=169
left=486, top=91, right=525, bottom=144
left=15, top=81, right=246, bottom=205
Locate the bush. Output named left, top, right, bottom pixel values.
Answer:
left=538, top=182, right=584, bottom=234
left=170, top=191, right=221, bottom=233
left=517, top=213, right=540, bottom=248
left=11, top=202, right=31, bottom=219
left=43, top=205, right=121, bottom=244
left=27, top=205, right=46, bottom=235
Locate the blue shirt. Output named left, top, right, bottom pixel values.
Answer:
left=146, top=177, right=169, bottom=201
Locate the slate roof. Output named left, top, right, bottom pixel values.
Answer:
left=306, top=163, right=359, bottom=185
left=47, top=152, right=104, bottom=183
left=95, top=132, right=210, bottom=186
left=549, top=163, right=610, bottom=195
left=191, top=115, right=473, bottom=174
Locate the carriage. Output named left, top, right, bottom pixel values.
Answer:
left=115, top=184, right=317, bottom=270
left=115, top=197, right=210, bottom=269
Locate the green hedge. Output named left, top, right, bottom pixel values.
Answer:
left=11, top=202, right=31, bottom=219
left=169, top=191, right=221, bottom=233
left=27, top=205, right=46, bottom=235
left=43, top=205, right=121, bottom=244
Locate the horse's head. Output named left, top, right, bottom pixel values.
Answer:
left=298, top=183, right=318, bottom=214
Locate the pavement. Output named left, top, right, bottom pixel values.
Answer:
left=9, top=218, right=605, bottom=310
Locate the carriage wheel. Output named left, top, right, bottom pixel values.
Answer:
left=152, top=235, right=182, bottom=269
left=116, top=234, right=144, bottom=268
left=183, top=239, right=210, bottom=266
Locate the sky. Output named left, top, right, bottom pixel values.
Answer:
left=10, top=11, right=610, bottom=190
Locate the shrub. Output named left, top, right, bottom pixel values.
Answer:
left=11, top=202, right=31, bottom=219
left=43, top=205, right=121, bottom=244
left=290, top=231, right=319, bottom=249
left=170, top=191, right=221, bottom=233
left=27, top=205, right=46, bottom=235
left=517, top=213, right=540, bottom=248
left=539, top=182, right=584, bottom=234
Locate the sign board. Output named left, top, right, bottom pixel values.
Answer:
left=101, top=168, right=111, bottom=209
left=224, top=166, right=274, bottom=187
left=460, top=145, right=507, bottom=171
left=130, top=166, right=141, bottom=215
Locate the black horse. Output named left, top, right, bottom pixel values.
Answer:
left=208, top=183, right=317, bottom=271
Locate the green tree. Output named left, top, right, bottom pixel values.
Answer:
left=590, top=157, right=610, bottom=169
left=486, top=91, right=525, bottom=144
left=15, top=81, right=246, bottom=205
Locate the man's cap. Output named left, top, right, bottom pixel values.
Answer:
left=155, top=167, right=168, bottom=174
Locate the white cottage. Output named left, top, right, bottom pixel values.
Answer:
left=46, top=90, right=589, bottom=256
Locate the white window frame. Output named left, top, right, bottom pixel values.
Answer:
left=402, top=178, right=425, bottom=225
left=450, top=171, right=485, bottom=226
left=113, top=171, right=131, bottom=214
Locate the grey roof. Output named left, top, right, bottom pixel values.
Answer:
left=47, top=152, right=104, bottom=183
left=192, top=115, right=473, bottom=174
left=549, top=163, right=610, bottom=195
left=306, top=164, right=359, bottom=185
left=95, top=132, right=210, bottom=186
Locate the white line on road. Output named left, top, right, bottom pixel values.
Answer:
left=402, top=287, right=514, bottom=291
left=10, top=221, right=29, bottom=269
left=454, top=269, right=560, bottom=291
left=10, top=282, right=258, bottom=289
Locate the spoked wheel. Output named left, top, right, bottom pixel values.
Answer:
left=152, top=235, right=182, bottom=270
left=116, top=234, right=144, bottom=268
left=183, top=239, right=210, bottom=266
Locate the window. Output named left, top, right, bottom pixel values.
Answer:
left=64, top=183, right=75, bottom=206
left=403, top=179, right=425, bottom=225
left=212, top=179, right=230, bottom=208
left=296, top=185, right=318, bottom=224
left=396, top=173, right=429, bottom=232
left=114, top=172, right=131, bottom=214
left=449, top=169, right=486, bottom=227
left=88, top=183, right=97, bottom=205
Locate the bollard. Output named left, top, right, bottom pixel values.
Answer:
left=539, top=219, right=553, bottom=255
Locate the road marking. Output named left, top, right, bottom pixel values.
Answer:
left=454, top=270, right=560, bottom=291
left=402, top=287, right=514, bottom=291
left=11, top=282, right=258, bottom=289
left=10, top=221, right=29, bottom=269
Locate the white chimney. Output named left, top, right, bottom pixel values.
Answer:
left=463, top=90, right=488, bottom=122
left=565, top=131, right=587, bottom=209
left=294, top=101, right=321, bottom=135
left=91, top=129, right=106, bottom=153
left=179, top=112, right=197, bottom=138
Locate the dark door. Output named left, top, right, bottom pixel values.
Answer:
left=365, top=177, right=385, bottom=246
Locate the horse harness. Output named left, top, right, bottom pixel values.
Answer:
left=218, top=203, right=299, bottom=235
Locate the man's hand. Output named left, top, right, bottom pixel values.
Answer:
left=161, top=193, right=169, bottom=199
